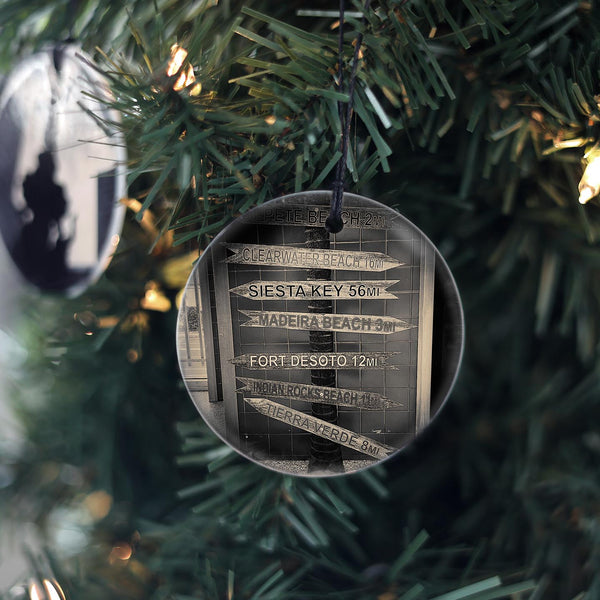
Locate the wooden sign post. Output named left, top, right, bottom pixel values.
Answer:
left=237, top=377, right=404, bottom=410
left=304, top=225, right=342, bottom=473
left=176, top=192, right=445, bottom=476
left=231, top=352, right=404, bottom=370
left=240, top=310, right=414, bottom=334
left=246, top=204, right=396, bottom=230
left=244, top=397, right=396, bottom=460
left=225, top=243, right=404, bottom=271
left=230, top=280, right=405, bottom=300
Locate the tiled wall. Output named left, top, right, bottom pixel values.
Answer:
left=218, top=201, right=423, bottom=460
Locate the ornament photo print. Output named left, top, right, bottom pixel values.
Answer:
left=177, top=192, right=463, bottom=476
left=0, top=44, right=126, bottom=296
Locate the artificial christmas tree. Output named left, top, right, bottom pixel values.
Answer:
left=1, top=1, right=599, bottom=599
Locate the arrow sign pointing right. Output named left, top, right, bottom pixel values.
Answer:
left=244, top=397, right=397, bottom=459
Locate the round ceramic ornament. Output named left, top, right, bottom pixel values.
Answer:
left=177, top=192, right=464, bottom=476
left=0, top=44, right=126, bottom=296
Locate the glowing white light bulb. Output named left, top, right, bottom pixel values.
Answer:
left=28, top=578, right=66, bottom=600
left=578, top=154, right=600, bottom=204
left=166, top=44, right=201, bottom=95
left=43, top=579, right=65, bottom=600
left=28, top=583, right=43, bottom=600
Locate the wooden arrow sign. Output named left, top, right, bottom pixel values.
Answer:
left=240, top=310, right=414, bottom=334
left=237, top=377, right=404, bottom=410
left=224, top=243, right=404, bottom=271
left=247, top=204, right=396, bottom=230
left=231, top=352, right=403, bottom=370
left=230, top=280, right=404, bottom=300
left=244, top=397, right=396, bottom=459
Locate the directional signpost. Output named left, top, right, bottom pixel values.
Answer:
left=231, top=352, right=404, bottom=370
left=224, top=243, right=404, bottom=271
left=244, top=397, right=396, bottom=460
left=177, top=193, right=439, bottom=476
left=237, top=377, right=404, bottom=410
left=240, top=310, right=414, bottom=334
left=230, top=280, right=404, bottom=300
left=245, top=204, right=397, bottom=230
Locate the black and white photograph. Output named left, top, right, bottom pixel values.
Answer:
left=177, top=192, right=463, bottom=475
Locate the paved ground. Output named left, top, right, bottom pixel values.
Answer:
left=262, top=459, right=374, bottom=476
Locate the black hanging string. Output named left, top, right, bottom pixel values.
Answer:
left=326, top=0, right=371, bottom=234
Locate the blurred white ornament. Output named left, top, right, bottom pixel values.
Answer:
left=0, top=44, right=126, bottom=295
left=578, top=152, right=600, bottom=204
